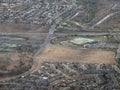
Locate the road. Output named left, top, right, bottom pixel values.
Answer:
left=92, top=11, right=120, bottom=28
left=0, top=3, right=119, bottom=82
left=0, top=5, right=65, bottom=82
left=90, top=3, right=120, bottom=28
left=0, top=32, right=117, bottom=36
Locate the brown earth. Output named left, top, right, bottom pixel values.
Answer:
left=0, top=52, right=33, bottom=74
left=95, top=0, right=113, bottom=17
left=99, top=13, right=120, bottom=29
left=39, top=46, right=116, bottom=64
left=0, top=23, right=49, bottom=33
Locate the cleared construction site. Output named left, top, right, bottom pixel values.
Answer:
left=0, top=0, right=120, bottom=90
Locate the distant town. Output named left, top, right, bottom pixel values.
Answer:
left=0, top=0, right=120, bottom=90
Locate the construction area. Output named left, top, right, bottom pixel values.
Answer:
left=0, top=0, right=120, bottom=90
left=39, top=46, right=116, bottom=64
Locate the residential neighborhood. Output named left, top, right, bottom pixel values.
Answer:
left=0, top=0, right=120, bottom=90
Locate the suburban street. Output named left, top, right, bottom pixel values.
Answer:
left=0, top=1, right=120, bottom=90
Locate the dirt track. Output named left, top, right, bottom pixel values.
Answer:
left=40, top=46, right=116, bottom=64
left=0, top=4, right=118, bottom=82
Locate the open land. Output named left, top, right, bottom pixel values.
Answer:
left=40, top=46, right=116, bottom=64
left=0, top=0, right=120, bottom=90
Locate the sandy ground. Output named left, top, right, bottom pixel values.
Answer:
left=39, top=46, right=116, bottom=64
left=0, top=52, right=32, bottom=72
left=0, top=23, right=49, bottom=33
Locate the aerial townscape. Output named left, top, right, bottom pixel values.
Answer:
left=0, top=0, right=120, bottom=90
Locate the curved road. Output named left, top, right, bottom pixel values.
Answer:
left=0, top=4, right=119, bottom=82
left=0, top=6, right=66, bottom=82
left=90, top=3, right=120, bottom=28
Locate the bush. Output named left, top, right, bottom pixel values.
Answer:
left=117, top=58, right=120, bottom=64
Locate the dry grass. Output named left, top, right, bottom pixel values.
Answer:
left=0, top=52, right=32, bottom=73
left=99, top=14, right=120, bottom=29
left=0, top=23, right=49, bottom=33
left=39, top=46, right=116, bottom=64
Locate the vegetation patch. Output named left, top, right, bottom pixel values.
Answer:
left=0, top=52, right=32, bottom=77
left=60, top=20, right=80, bottom=28
left=76, top=0, right=98, bottom=23
left=70, top=37, right=95, bottom=45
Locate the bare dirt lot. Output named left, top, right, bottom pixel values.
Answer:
left=0, top=52, right=32, bottom=76
left=0, top=23, right=49, bottom=33
left=40, top=46, right=116, bottom=64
